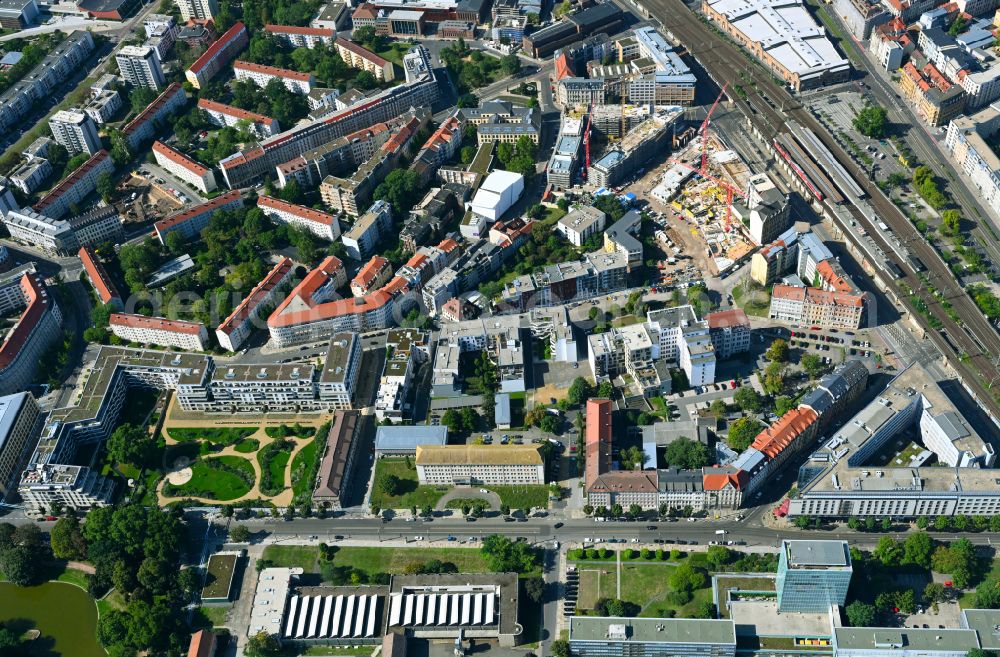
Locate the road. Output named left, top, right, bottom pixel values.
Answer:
left=640, top=0, right=1000, bottom=419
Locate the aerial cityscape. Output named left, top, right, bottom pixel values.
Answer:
left=5, top=0, right=1000, bottom=653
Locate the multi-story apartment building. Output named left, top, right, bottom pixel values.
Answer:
left=625, top=26, right=698, bottom=105
left=603, top=209, right=643, bottom=270
left=0, top=392, right=41, bottom=498
left=234, top=61, right=315, bottom=94
left=769, top=284, right=867, bottom=330
left=415, top=444, right=545, bottom=485
left=776, top=540, right=853, bottom=612
left=215, top=257, right=294, bottom=352
left=277, top=122, right=391, bottom=189
left=176, top=0, right=217, bottom=22
left=109, top=313, right=209, bottom=350
left=153, top=190, right=244, bottom=244
left=944, top=104, right=1000, bottom=220
left=409, top=115, right=463, bottom=185
left=373, top=329, right=427, bottom=421
left=116, top=45, right=165, bottom=90
left=83, top=89, right=123, bottom=125
left=352, top=256, right=393, bottom=297
left=3, top=206, right=122, bottom=256
left=185, top=22, right=249, bottom=89
left=265, top=24, right=336, bottom=48
left=79, top=246, right=123, bottom=309
left=9, top=158, right=51, bottom=195
left=501, top=250, right=629, bottom=310
left=48, top=110, right=101, bottom=156
left=705, top=309, right=751, bottom=358
left=218, top=46, right=438, bottom=188
left=340, top=200, right=394, bottom=259
left=421, top=268, right=459, bottom=317
left=556, top=206, right=605, bottom=247
left=588, top=109, right=682, bottom=188
left=334, top=37, right=395, bottom=81
left=257, top=195, right=341, bottom=241
left=0, top=271, right=63, bottom=396
left=556, top=78, right=605, bottom=106
left=0, top=31, right=95, bottom=134
left=121, top=82, right=187, bottom=150
left=750, top=226, right=799, bottom=286
left=32, top=150, right=114, bottom=220
left=316, top=332, right=362, bottom=410
left=899, top=58, right=966, bottom=127
left=197, top=98, right=279, bottom=138
left=152, top=140, right=217, bottom=193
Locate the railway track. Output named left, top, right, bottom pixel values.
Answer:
left=644, top=0, right=1000, bottom=416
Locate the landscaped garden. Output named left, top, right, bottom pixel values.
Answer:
left=370, top=458, right=448, bottom=510
left=257, top=440, right=294, bottom=497
left=167, top=427, right=257, bottom=445
left=163, top=455, right=255, bottom=501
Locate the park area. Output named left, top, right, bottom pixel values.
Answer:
left=158, top=420, right=326, bottom=506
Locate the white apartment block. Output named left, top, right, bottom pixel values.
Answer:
left=109, top=313, right=209, bottom=350
left=116, top=45, right=165, bottom=90
left=334, top=37, right=395, bottom=81
left=176, top=0, right=217, bottom=22
left=557, top=206, right=606, bottom=247
left=234, top=61, right=315, bottom=94
left=316, top=332, right=362, bottom=410
left=215, top=257, right=294, bottom=352
left=33, top=150, right=115, bottom=220
left=3, top=205, right=123, bottom=256
left=341, top=200, right=393, bottom=259
left=152, top=140, right=217, bottom=193
left=415, top=444, right=545, bottom=485
left=144, top=13, right=177, bottom=40
left=960, top=67, right=1000, bottom=111
left=9, top=158, right=51, bottom=195
left=83, top=89, right=123, bottom=125
left=197, top=98, right=280, bottom=138
left=265, top=24, right=337, bottom=49
left=945, top=104, right=1000, bottom=220
left=48, top=110, right=101, bottom=155
left=0, top=392, right=41, bottom=497
left=257, top=195, right=341, bottom=241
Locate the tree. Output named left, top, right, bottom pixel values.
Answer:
left=727, top=417, right=763, bottom=451
left=924, top=582, right=948, bottom=606
left=618, top=446, right=646, bottom=470
left=709, top=399, right=728, bottom=416
left=942, top=209, right=961, bottom=236
left=664, top=437, right=711, bottom=470
left=765, top=339, right=789, bottom=362
left=377, top=473, right=402, bottom=497
left=481, top=535, right=539, bottom=574
left=552, top=639, right=570, bottom=657
left=903, top=531, right=934, bottom=569
left=230, top=524, right=251, bottom=543
left=846, top=600, right=876, bottom=627
left=500, top=54, right=521, bottom=77
left=706, top=545, right=733, bottom=569
left=106, top=423, right=160, bottom=469
left=567, top=377, right=593, bottom=406
left=0, top=626, right=24, bottom=655
left=801, top=353, right=824, bottom=378
left=669, top=563, right=708, bottom=592
left=50, top=515, right=87, bottom=560
left=353, top=25, right=377, bottom=47
left=0, top=546, right=39, bottom=586
left=774, top=396, right=796, bottom=416
left=441, top=409, right=465, bottom=433
left=524, top=576, right=544, bottom=603
left=975, top=580, right=1000, bottom=609
left=873, top=536, right=903, bottom=567
left=245, top=631, right=282, bottom=657
left=96, top=171, right=115, bottom=203
left=763, top=361, right=786, bottom=395
left=931, top=538, right=978, bottom=588
left=374, top=169, right=423, bottom=218
left=734, top=386, right=763, bottom=412
left=853, top=104, right=889, bottom=138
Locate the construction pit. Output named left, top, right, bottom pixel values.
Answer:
left=115, top=172, right=185, bottom=227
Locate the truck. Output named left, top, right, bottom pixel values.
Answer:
left=715, top=529, right=726, bottom=535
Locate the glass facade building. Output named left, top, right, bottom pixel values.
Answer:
left=776, top=540, right=853, bottom=613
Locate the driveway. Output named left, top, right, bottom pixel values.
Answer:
left=435, top=487, right=501, bottom=512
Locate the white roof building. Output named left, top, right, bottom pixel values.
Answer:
left=470, top=170, right=524, bottom=221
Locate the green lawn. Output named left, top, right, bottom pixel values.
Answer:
left=291, top=433, right=322, bottom=504
left=257, top=441, right=293, bottom=497
left=484, top=485, right=549, bottom=510
left=575, top=560, right=716, bottom=619
left=96, top=588, right=126, bottom=617
left=168, top=427, right=256, bottom=445
left=234, top=438, right=260, bottom=453
left=56, top=568, right=90, bottom=589
left=191, top=604, right=231, bottom=629
left=263, top=545, right=488, bottom=577
left=960, top=556, right=1000, bottom=607
left=163, top=455, right=254, bottom=500
left=577, top=566, right=617, bottom=610
left=265, top=423, right=317, bottom=439
left=369, top=458, right=448, bottom=509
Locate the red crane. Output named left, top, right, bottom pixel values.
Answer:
left=700, top=83, right=728, bottom=175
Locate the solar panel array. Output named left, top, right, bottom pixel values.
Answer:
left=388, top=591, right=497, bottom=628
left=283, top=594, right=381, bottom=640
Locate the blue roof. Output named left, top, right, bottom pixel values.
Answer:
left=495, top=393, right=511, bottom=424
left=375, top=425, right=448, bottom=451
left=0, top=52, right=23, bottom=66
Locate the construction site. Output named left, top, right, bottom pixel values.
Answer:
left=114, top=170, right=185, bottom=227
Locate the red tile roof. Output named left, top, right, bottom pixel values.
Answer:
left=352, top=255, right=390, bottom=288
left=702, top=466, right=747, bottom=491
left=588, top=470, right=657, bottom=494
left=773, top=284, right=865, bottom=308
left=216, top=257, right=293, bottom=336
left=187, top=630, right=216, bottom=657
left=0, top=273, right=56, bottom=370
left=234, top=60, right=314, bottom=82
left=78, top=246, right=121, bottom=306
left=122, top=83, right=185, bottom=137
left=584, top=399, right=612, bottom=493
left=751, top=407, right=818, bottom=459
left=555, top=52, right=574, bottom=80
left=334, top=37, right=389, bottom=67
left=188, top=21, right=247, bottom=74
left=110, top=313, right=206, bottom=335
left=257, top=194, right=336, bottom=226
left=197, top=98, right=277, bottom=126
left=154, top=190, right=242, bottom=234
left=353, top=3, right=378, bottom=19
left=815, top=260, right=852, bottom=293
left=153, top=140, right=210, bottom=177
left=265, top=24, right=335, bottom=37
left=33, top=150, right=110, bottom=212
left=706, top=308, right=749, bottom=330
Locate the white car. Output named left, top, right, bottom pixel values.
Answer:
left=480, top=489, right=489, bottom=494
left=630, top=538, right=640, bottom=543
left=415, top=536, right=424, bottom=541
